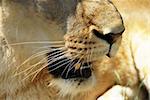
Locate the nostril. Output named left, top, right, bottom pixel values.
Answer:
left=103, top=33, right=116, bottom=44
left=92, top=29, right=105, bottom=40
left=92, top=29, right=122, bottom=44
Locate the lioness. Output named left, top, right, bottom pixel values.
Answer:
left=0, top=0, right=150, bottom=100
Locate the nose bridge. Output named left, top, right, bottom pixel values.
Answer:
left=102, top=10, right=125, bottom=35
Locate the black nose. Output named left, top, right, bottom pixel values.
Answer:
left=92, top=29, right=124, bottom=44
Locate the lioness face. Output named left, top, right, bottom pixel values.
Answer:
left=46, top=0, right=125, bottom=95
left=3, top=0, right=124, bottom=96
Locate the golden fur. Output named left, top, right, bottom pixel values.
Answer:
left=0, top=0, right=150, bottom=100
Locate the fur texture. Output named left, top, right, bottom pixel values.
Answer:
left=0, top=0, right=150, bottom=100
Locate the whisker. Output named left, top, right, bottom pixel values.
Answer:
left=35, top=45, right=65, bottom=49
left=65, top=54, right=84, bottom=78
left=21, top=64, right=48, bottom=82
left=15, top=49, right=51, bottom=73
left=25, top=50, right=70, bottom=80
left=15, top=49, right=68, bottom=76
left=33, top=45, right=65, bottom=52
left=47, top=50, right=77, bottom=70
left=86, top=50, right=91, bottom=69
left=89, top=48, right=94, bottom=68
left=31, top=66, right=47, bottom=82
left=16, top=47, right=66, bottom=72
left=79, top=54, right=86, bottom=77
left=48, top=58, right=71, bottom=72
left=66, top=53, right=82, bottom=73
left=61, top=55, right=79, bottom=77
left=47, top=48, right=67, bottom=57
left=79, top=49, right=91, bottom=77
left=31, top=53, right=73, bottom=81
left=9, top=41, right=65, bottom=46
left=20, top=53, right=67, bottom=81
left=14, top=55, right=49, bottom=77
left=47, top=50, right=69, bottom=62
left=31, top=62, right=53, bottom=82
left=73, top=54, right=84, bottom=73
left=88, top=36, right=93, bottom=62
left=48, top=57, right=70, bottom=70
left=32, top=56, right=72, bottom=81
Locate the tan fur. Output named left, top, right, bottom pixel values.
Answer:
left=0, top=0, right=150, bottom=100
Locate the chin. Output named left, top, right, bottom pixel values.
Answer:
left=51, top=73, right=96, bottom=96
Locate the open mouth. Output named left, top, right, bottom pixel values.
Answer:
left=47, top=48, right=92, bottom=79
